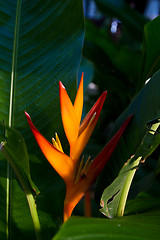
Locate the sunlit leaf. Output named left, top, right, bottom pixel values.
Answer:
left=100, top=116, right=160, bottom=217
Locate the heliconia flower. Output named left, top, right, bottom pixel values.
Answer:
left=25, top=74, right=132, bottom=222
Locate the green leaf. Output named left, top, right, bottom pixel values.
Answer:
left=140, top=16, right=160, bottom=85
left=95, top=69, right=160, bottom=204
left=100, top=115, right=160, bottom=218
left=83, top=39, right=133, bottom=129
left=85, top=19, right=142, bottom=84
left=0, top=0, right=84, bottom=147
left=53, top=198, right=160, bottom=240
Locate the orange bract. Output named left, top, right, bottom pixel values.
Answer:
left=59, top=74, right=107, bottom=162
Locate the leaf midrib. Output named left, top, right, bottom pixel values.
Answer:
left=9, top=0, right=21, bottom=128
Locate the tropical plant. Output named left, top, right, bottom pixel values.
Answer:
left=0, top=0, right=160, bottom=240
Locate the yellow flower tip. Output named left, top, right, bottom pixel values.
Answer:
left=52, top=134, right=64, bottom=153
left=52, top=137, right=58, bottom=148
left=55, top=132, right=64, bottom=153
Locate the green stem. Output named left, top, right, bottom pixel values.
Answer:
left=116, top=156, right=142, bottom=217
left=15, top=169, right=42, bottom=239
left=6, top=164, right=11, bottom=240
left=25, top=190, right=42, bottom=240
left=12, top=167, right=42, bottom=240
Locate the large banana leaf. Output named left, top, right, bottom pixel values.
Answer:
left=0, top=0, right=84, bottom=239
left=0, top=0, right=84, bottom=145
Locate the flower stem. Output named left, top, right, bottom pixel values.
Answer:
left=84, top=191, right=92, bottom=217
left=116, top=156, right=142, bottom=217
left=25, top=191, right=42, bottom=240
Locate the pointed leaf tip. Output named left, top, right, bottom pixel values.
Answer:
left=25, top=111, right=31, bottom=123
left=25, top=111, right=37, bottom=132
left=59, top=81, right=65, bottom=89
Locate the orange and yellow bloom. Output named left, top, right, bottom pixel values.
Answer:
left=25, top=74, right=132, bottom=222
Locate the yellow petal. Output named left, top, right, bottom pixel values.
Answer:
left=59, top=81, right=79, bottom=144
left=53, top=133, right=64, bottom=153
left=25, top=112, right=74, bottom=184
left=74, top=73, right=83, bottom=126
